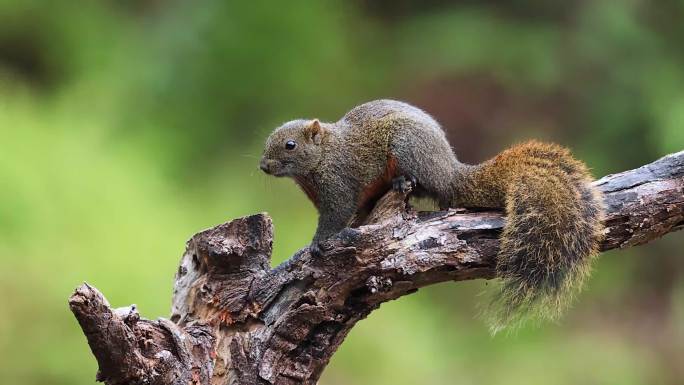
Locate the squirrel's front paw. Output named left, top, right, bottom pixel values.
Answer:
left=310, top=239, right=334, bottom=257
left=309, top=242, right=323, bottom=257
left=392, top=175, right=417, bottom=193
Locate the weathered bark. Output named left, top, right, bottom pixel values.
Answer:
left=69, top=151, right=684, bottom=385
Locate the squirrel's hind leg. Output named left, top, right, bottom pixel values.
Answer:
left=390, top=128, right=458, bottom=209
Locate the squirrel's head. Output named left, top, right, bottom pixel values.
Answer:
left=260, top=119, right=327, bottom=177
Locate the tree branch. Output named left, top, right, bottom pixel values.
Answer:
left=70, top=151, right=684, bottom=385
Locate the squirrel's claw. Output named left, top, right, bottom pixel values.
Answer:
left=309, top=243, right=322, bottom=258
left=310, top=239, right=335, bottom=257
left=392, top=175, right=417, bottom=193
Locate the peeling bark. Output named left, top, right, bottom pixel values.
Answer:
left=69, top=151, right=684, bottom=385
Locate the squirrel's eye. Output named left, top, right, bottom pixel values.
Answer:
left=285, top=140, right=296, bottom=150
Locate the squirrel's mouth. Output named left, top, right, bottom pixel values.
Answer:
left=259, top=158, right=288, bottom=177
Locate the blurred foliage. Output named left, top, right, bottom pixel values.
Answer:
left=0, top=1, right=682, bottom=384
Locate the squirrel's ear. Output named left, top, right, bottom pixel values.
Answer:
left=305, top=119, right=324, bottom=144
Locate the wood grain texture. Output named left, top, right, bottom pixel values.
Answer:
left=69, top=150, right=684, bottom=385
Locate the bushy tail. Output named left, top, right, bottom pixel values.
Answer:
left=483, top=142, right=604, bottom=333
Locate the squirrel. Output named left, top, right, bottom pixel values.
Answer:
left=260, top=99, right=604, bottom=330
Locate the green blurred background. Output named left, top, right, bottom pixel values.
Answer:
left=1, top=1, right=683, bottom=384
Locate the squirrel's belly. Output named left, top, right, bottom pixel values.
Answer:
left=358, top=155, right=399, bottom=211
